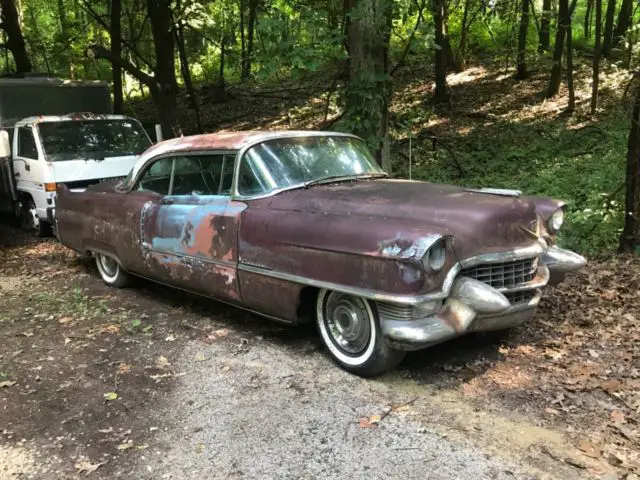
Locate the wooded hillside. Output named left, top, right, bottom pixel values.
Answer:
left=0, top=0, right=638, bottom=254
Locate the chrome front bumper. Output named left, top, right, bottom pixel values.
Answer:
left=381, top=246, right=586, bottom=350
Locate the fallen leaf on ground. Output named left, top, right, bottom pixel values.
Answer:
left=578, top=439, right=601, bottom=459
left=0, top=380, right=17, bottom=388
left=103, top=392, right=118, bottom=401
left=64, top=337, right=71, bottom=345
left=155, top=356, right=170, bottom=369
left=369, top=415, right=382, bottom=425
left=165, top=334, right=176, bottom=342
left=359, top=415, right=381, bottom=428
left=610, top=410, right=626, bottom=424
left=74, top=460, right=105, bottom=475
left=117, top=442, right=133, bottom=450
left=100, top=324, right=120, bottom=334
left=58, top=316, right=72, bottom=324
left=600, top=380, right=623, bottom=394
left=117, top=363, right=132, bottom=374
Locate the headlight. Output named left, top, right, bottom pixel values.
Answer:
left=548, top=209, right=564, bottom=233
left=423, top=239, right=447, bottom=271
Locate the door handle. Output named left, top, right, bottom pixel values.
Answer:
left=14, top=172, right=20, bottom=177
left=160, top=198, right=174, bottom=205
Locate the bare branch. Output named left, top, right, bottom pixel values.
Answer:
left=390, top=0, right=428, bottom=76
left=86, top=44, right=154, bottom=87
left=78, top=0, right=154, bottom=70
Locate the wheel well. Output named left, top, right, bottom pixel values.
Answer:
left=296, top=286, right=319, bottom=324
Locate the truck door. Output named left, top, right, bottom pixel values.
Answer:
left=13, top=126, right=46, bottom=214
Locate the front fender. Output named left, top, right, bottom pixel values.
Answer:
left=238, top=206, right=457, bottom=299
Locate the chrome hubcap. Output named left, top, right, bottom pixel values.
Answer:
left=324, top=292, right=371, bottom=355
left=99, top=255, right=118, bottom=277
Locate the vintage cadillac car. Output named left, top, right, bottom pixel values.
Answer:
left=55, top=131, right=586, bottom=376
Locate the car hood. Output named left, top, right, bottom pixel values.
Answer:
left=250, top=179, right=545, bottom=261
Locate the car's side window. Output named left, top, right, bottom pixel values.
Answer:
left=137, top=157, right=175, bottom=195
left=17, top=127, right=38, bottom=159
left=170, top=154, right=232, bottom=196
left=135, top=153, right=236, bottom=196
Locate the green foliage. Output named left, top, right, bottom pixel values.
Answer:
left=392, top=113, right=627, bottom=255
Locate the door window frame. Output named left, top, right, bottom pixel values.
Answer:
left=126, top=150, right=238, bottom=197
left=16, top=126, right=40, bottom=161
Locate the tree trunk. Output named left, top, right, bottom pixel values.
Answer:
left=591, top=0, right=602, bottom=113
left=515, top=0, right=530, bottom=79
left=456, top=0, right=471, bottom=70
left=241, top=0, right=258, bottom=81
left=343, top=0, right=393, bottom=171
left=432, top=0, right=449, bottom=102
left=602, top=0, right=616, bottom=57
left=0, top=0, right=32, bottom=73
left=175, top=25, right=203, bottom=133
left=220, top=32, right=226, bottom=88
left=546, top=0, right=568, bottom=98
left=538, top=0, right=551, bottom=52
left=584, top=0, right=593, bottom=38
left=111, top=0, right=124, bottom=114
left=566, top=5, right=575, bottom=112
left=613, top=0, right=633, bottom=43
left=147, top=0, right=180, bottom=137
left=619, top=78, right=640, bottom=253
left=239, top=0, right=246, bottom=80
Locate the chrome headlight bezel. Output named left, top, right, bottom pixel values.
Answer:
left=422, top=239, right=447, bottom=272
left=548, top=208, right=564, bottom=234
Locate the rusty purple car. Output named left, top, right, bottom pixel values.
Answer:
left=55, top=131, right=586, bottom=376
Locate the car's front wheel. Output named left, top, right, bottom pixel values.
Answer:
left=316, top=289, right=405, bottom=377
left=95, top=252, right=131, bottom=288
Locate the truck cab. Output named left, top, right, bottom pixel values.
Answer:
left=0, top=76, right=156, bottom=236
left=9, top=113, right=151, bottom=235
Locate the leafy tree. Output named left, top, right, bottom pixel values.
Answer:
left=0, top=0, right=32, bottom=73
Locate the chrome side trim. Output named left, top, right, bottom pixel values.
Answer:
left=145, top=249, right=237, bottom=268
left=237, top=263, right=457, bottom=304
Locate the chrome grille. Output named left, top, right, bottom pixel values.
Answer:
left=460, top=258, right=538, bottom=290
left=377, top=303, right=413, bottom=321
left=504, top=290, right=537, bottom=304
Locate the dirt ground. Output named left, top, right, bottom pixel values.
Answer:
left=0, top=216, right=638, bottom=479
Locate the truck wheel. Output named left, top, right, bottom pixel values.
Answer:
left=316, top=289, right=405, bottom=377
left=20, top=198, right=51, bottom=237
left=95, top=252, right=131, bottom=288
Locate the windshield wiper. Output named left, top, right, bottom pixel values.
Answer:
left=303, top=173, right=387, bottom=188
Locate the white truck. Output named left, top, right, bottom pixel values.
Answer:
left=0, top=76, right=154, bottom=236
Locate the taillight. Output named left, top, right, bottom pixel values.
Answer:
left=44, top=183, right=57, bottom=192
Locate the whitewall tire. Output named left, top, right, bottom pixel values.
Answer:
left=95, top=252, right=131, bottom=288
left=316, top=289, right=405, bottom=377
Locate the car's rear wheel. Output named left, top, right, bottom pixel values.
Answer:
left=316, top=289, right=405, bottom=377
left=95, top=252, right=131, bottom=288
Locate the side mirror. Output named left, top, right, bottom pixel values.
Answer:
left=0, top=130, right=11, bottom=158
left=154, top=124, right=164, bottom=143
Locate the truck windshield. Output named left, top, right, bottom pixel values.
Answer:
left=38, top=119, right=151, bottom=162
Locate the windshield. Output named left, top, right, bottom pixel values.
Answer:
left=38, top=119, right=152, bottom=162
left=238, top=135, right=384, bottom=196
